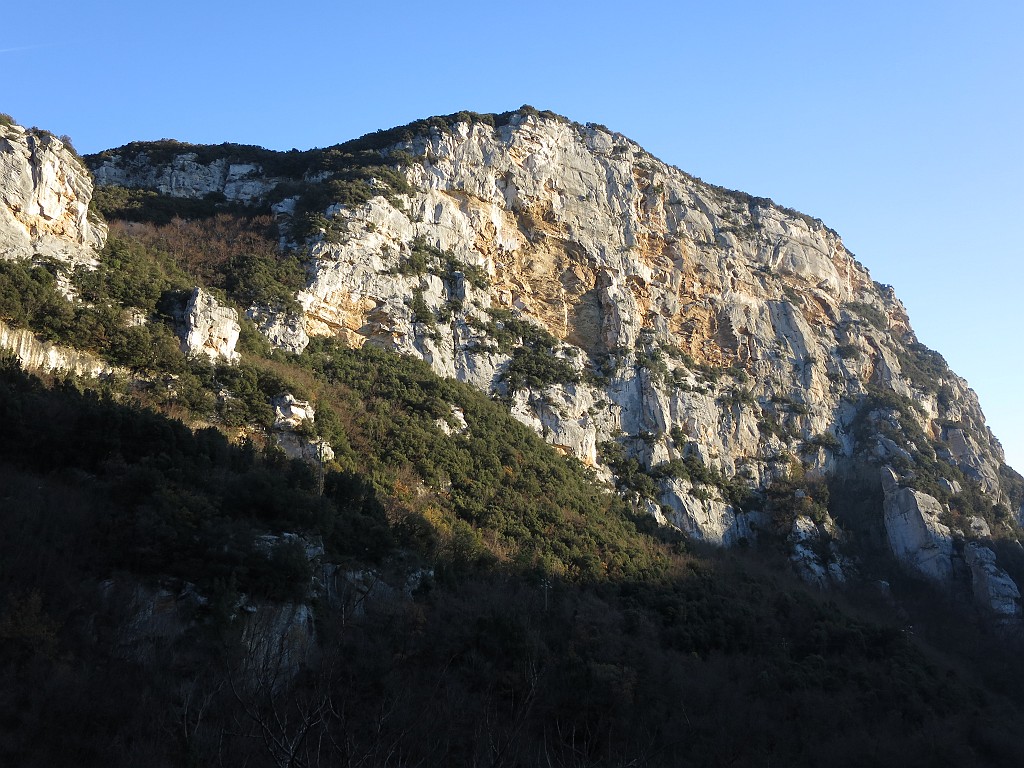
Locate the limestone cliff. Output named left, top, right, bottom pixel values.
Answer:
left=84, top=109, right=1023, bottom=600
left=0, top=318, right=114, bottom=378
left=1, top=120, right=106, bottom=266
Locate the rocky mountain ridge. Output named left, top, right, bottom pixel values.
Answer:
left=6, top=109, right=1022, bottom=615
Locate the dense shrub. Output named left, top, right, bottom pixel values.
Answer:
left=844, top=301, right=888, bottom=330
left=894, top=341, right=949, bottom=394
left=89, top=186, right=254, bottom=224
left=468, top=308, right=579, bottom=392
left=293, top=340, right=659, bottom=580
left=0, top=261, right=73, bottom=337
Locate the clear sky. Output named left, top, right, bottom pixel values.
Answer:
left=6, top=0, right=1023, bottom=470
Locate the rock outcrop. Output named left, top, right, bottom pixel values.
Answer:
left=787, top=515, right=850, bottom=588
left=881, top=467, right=954, bottom=582
left=247, top=308, right=309, bottom=354
left=179, top=287, right=240, bottom=362
left=1, top=121, right=106, bottom=265
left=270, top=393, right=335, bottom=464
left=272, top=393, right=315, bottom=430
left=964, top=542, right=1021, bottom=619
left=0, top=318, right=115, bottom=378
left=91, top=150, right=279, bottom=203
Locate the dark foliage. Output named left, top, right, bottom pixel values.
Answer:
left=0, top=256, right=187, bottom=374
left=90, top=185, right=267, bottom=224
left=895, top=340, right=950, bottom=394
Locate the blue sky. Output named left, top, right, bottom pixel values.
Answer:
left=6, top=0, right=1024, bottom=470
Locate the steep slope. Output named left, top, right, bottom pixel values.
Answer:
left=87, top=108, right=1023, bottom=604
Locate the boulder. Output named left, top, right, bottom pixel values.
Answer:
left=967, top=516, right=992, bottom=538
left=272, top=393, right=314, bottom=430
left=247, top=308, right=309, bottom=353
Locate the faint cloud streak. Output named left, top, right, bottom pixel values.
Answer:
left=0, top=45, right=51, bottom=54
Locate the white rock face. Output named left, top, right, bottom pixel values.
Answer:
left=264, top=114, right=1010, bottom=539
left=0, top=318, right=114, bottom=378
left=881, top=467, right=954, bottom=582
left=1, top=122, right=106, bottom=265
left=180, top=288, right=240, bottom=362
left=942, top=426, right=1000, bottom=494
left=272, top=393, right=314, bottom=430
left=963, top=542, right=1021, bottom=619
left=435, top=405, right=469, bottom=436
left=271, top=394, right=336, bottom=464
left=653, top=475, right=760, bottom=544
left=248, top=308, right=309, bottom=353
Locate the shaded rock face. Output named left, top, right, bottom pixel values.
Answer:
left=1, top=122, right=106, bottom=264
left=964, top=543, right=1021, bottom=619
left=239, top=602, right=317, bottom=685
left=788, top=515, right=850, bottom=588
left=90, top=111, right=1019, bottom=548
left=881, top=468, right=953, bottom=582
left=179, top=288, right=240, bottom=362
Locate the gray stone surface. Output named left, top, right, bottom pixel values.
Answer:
left=1, top=122, right=106, bottom=265
left=964, top=542, right=1021, bottom=619
left=78, top=111, right=1019, bottom=554
left=180, top=287, right=240, bottom=362
left=881, top=468, right=954, bottom=582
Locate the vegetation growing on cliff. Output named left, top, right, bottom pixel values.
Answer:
left=395, top=235, right=489, bottom=289
left=468, top=307, right=581, bottom=392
